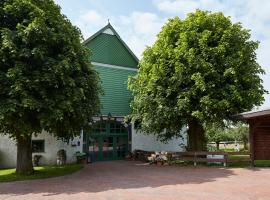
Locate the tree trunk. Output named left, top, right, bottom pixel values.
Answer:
left=187, top=118, right=206, bottom=151
left=16, top=135, right=34, bottom=174
left=243, top=141, right=248, bottom=150
left=216, top=142, right=220, bottom=150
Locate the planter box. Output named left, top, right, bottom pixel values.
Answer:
left=156, top=161, right=163, bottom=166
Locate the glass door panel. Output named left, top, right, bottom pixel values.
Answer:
left=87, top=120, right=129, bottom=161
left=88, top=136, right=99, bottom=162
left=102, top=136, right=114, bottom=160
left=116, top=136, right=128, bottom=159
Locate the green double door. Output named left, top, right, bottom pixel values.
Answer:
left=86, top=120, right=128, bottom=162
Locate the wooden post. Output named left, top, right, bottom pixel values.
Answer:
left=127, top=123, right=132, bottom=152
left=224, top=153, right=227, bottom=167
left=194, top=152, right=197, bottom=166
left=249, top=121, right=255, bottom=167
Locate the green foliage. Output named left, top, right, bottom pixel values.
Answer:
left=206, top=121, right=249, bottom=150
left=0, top=164, right=83, bottom=182
left=206, top=124, right=234, bottom=144
left=0, top=0, right=101, bottom=140
left=128, top=10, right=266, bottom=141
left=228, top=122, right=249, bottom=149
left=229, top=123, right=249, bottom=141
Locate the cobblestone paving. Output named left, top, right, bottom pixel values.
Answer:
left=1, top=161, right=270, bottom=200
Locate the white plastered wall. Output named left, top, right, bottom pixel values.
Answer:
left=131, top=123, right=187, bottom=152
left=0, top=131, right=83, bottom=169
left=0, top=135, right=17, bottom=169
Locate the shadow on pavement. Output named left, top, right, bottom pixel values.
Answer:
left=0, top=160, right=246, bottom=196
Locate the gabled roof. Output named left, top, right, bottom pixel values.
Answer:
left=83, top=23, right=139, bottom=63
left=233, top=108, right=270, bottom=120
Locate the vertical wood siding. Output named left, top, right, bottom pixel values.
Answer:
left=254, top=126, right=270, bottom=160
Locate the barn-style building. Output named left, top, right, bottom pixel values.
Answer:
left=82, top=23, right=186, bottom=161
left=0, top=23, right=186, bottom=168
left=236, top=108, right=270, bottom=164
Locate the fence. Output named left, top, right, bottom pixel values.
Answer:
left=173, top=151, right=252, bottom=167
left=132, top=150, right=252, bottom=167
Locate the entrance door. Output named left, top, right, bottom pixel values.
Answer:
left=102, top=136, right=114, bottom=160
left=116, top=136, right=128, bottom=159
left=85, top=120, right=128, bottom=161
left=88, top=136, right=99, bottom=162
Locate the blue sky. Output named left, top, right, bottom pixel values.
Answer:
left=55, top=0, right=270, bottom=109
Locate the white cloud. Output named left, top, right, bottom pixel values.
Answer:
left=130, top=12, right=163, bottom=35
left=75, top=10, right=107, bottom=38
left=117, top=12, right=165, bottom=56
left=79, top=10, right=103, bottom=23
left=156, top=0, right=224, bottom=16
left=154, top=0, right=270, bottom=38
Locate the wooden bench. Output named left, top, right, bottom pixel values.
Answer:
left=132, top=150, right=252, bottom=167
left=173, top=151, right=228, bottom=166
left=172, top=151, right=252, bottom=167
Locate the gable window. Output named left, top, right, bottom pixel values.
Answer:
left=32, top=140, right=45, bottom=153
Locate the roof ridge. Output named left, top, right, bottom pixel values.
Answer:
left=83, top=23, right=139, bottom=63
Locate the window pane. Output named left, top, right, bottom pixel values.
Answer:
left=102, top=137, right=113, bottom=159
left=32, top=140, right=45, bottom=153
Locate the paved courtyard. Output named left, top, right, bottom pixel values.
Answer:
left=1, top=161, right=270, bottom=200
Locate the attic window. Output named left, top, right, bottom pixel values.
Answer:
left=103, top=28, right=114, bottom=35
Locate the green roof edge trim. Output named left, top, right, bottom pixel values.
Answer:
left=83, top=23, right=139, bottom=63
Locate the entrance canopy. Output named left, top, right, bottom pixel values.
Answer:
left=234, top=108, right=270, bottom=164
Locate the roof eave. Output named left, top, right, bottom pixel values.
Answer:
left=82, top=24, right=110, bottom=45
left=232, top=109, right=270, bottom=120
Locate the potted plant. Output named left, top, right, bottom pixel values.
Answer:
left=155, top=156, right=165, bottom=166
left=74, top=152, right=87, bottom=164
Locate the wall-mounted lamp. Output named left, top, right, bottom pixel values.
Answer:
left=108, top=112, right=112, bottom=120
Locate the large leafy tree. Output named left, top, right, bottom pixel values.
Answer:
left=128, top=10, right=266, bottom=151
left=0, top=0, right=100, bottom=174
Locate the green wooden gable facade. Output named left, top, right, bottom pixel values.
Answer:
left=84, top=24, right=139, bottom=116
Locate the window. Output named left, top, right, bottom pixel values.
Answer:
left=32, top=140, right=45, bottom=153
left=92, top=121, right=106, bottom=134
left=110, top=121, right=127, bottom=134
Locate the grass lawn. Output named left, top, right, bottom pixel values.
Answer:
left=227, top=155, right=270, bottom=167
left=0, top=164, right=83, bottom=182
left=220, top=148, right=239, bottom=152
left=227, top=160, right=270, bottom=167
left=170, top=157, right=270, bottom=168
